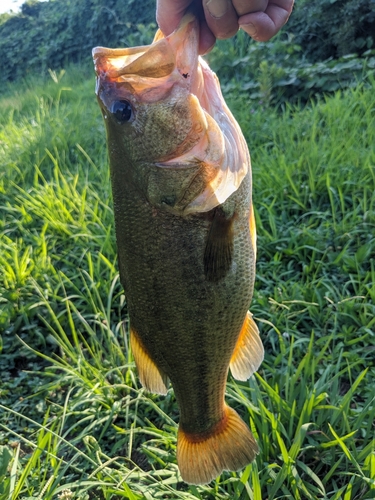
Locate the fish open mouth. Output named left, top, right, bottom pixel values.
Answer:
left=93, top=43, right=175, bottom=80
left=93, top=13, right=201, bottom=102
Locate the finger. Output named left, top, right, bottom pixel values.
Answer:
left=239, top=0, right=294, bottom=41
left=157, top=0, right=215, bottom=55
left=156, top=0, right=193, bottom=36
left=199, top=21, right=216, bottom=54
left=232, top=0, right=267, bottom=17
left=203, top=0, right=239, bottom=39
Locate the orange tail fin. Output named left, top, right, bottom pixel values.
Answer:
left=177, top=405, right=258, bottom=484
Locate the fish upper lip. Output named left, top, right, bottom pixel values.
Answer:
left=92, top=16, right=199, bottom=91
left=93, top=39, right=178, bottom=82
left=92, top=45, right=150, bottom=75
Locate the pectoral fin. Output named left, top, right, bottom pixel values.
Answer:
left=130, top=328, right=169, bottom=395
left=204, top=208, right=234, bottom=282
left=230, top=312, right=264, bottom=381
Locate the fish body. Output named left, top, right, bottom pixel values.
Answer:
left=93, top=14, right=264, bottom=485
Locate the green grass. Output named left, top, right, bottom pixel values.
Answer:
left=0, top=66, right=374, bottom=499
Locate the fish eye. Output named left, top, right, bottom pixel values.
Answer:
left=111, top=100, right=133, bottom=124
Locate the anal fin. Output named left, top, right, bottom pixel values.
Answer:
left=249, top=204, right=257, bottom=260
left=204, top=208, right=234, bottom=281
left=130, top=328, right=169, bottom=395
left=230, top=311, right=264, bottom=381
left=177, top=405, right=258, bottom=485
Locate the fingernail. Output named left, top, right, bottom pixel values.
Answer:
left=240, top=22, right=257, bottom=38
left=206, top=0, right=229, bottom=19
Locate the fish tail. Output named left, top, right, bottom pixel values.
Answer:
left=177, top=405, right=258, bottom=485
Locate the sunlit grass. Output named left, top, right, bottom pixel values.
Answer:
left=0, top=68, right=374, bottom=499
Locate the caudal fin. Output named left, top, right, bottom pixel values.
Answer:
left=177, top=405, right=258, bottom=485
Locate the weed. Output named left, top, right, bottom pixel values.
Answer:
left=0, top=66, right=374, bottom=499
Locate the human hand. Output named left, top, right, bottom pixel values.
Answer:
left=156, top=0, right=295, bottom=54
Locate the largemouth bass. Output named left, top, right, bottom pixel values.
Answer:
left=93, top=13, right=264, bottom=485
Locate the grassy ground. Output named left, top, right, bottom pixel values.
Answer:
left=0, top=66, right=374, bottom=499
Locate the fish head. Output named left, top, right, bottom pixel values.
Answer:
left=93, top=14, right=249, bottom=215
